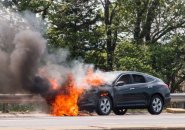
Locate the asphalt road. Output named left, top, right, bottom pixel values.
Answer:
left=0, top=113, right=185, bottom=130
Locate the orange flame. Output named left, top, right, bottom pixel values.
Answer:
left=85, top=68, right=104, bottom=86
left=49, top=79, right=59, bottom=90
left=49, top=69, right=105, bottom=116
left=51, top=75, right=83, bottom=116
left=51, top=87, right=82, bottom=116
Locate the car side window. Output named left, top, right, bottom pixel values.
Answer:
left=117, top=74, right=131, bottom=84
left=132, top=74, right=146, bottom=83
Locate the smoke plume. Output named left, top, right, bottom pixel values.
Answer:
left=0, top=8, right=117, bottom=100
left=0, top=22, right=46, bottom=93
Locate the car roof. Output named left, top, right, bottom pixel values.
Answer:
left=101, top=71, right=161, bottom=84
left=106, top=71, right=157, bottom=79
left=106, top=71, right=146, bottom=75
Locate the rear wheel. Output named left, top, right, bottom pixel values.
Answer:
left=96, top=96, right=112, bottom=115
left=113, top=108, right=127, bottom=115
left=148, top=95, right=163, bottom=115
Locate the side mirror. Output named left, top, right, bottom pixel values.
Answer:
left=115, top=81, right=125, bottom=86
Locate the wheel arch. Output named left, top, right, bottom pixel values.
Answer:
left=98, top=91, right=114, bottom=107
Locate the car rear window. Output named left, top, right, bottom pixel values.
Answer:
left=145, top=76, right=155, bottom=82
left=132, top=74, right=146, bottom=83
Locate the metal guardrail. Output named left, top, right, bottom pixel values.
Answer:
left=170, top=93, right=185, bottom=102
left=0, top=94, right=46, bottom=113
left=0, top=93, right=184, bottom=113
left=0, top=93, right=184, bottom=103
left=0, top=94, right=45, bottom=103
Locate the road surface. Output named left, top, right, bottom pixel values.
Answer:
left=0, top=113, right=185, bottom=129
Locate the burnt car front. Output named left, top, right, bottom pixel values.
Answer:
left=78, top=84, right=113, bottom=112
left=78, top=71, right=121, bottom=112
left=78, top=87, right=99, bottom=112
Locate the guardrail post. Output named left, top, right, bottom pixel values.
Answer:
left=2, top=103, right=9, bottom=113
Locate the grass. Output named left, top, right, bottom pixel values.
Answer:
left=0, top=103, right=48, bottom=113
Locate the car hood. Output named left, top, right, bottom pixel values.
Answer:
left=83, top=84, right=112, bottom=94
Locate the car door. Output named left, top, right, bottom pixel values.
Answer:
left=128, top=74, right=149, bottom=106
left=113, top=74, right=134, bottom=106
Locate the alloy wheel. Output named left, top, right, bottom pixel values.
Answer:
left=152, top=97, right=162, bottom=113
left=100, top=98, right=111, bottom=113
left=96, top=96, right=112, bottom=115
left=148, top=95, right=164, bottom=115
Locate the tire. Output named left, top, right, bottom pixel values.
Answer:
left=148, top=95, right=164, bottom=115
left=113, top=108, right=127, bottom=115
left=96, top=96, right=112, bottom=115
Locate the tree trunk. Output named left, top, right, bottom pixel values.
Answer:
left=104, top=0, right=113, bottom=70
left=103, top=0, right=118, bottom=70
left=106, top=28, right=114, bottom=70
left=106, top=48, right=114, bottom=71
left=170, top=75, right=176, bottom=93
left=134, top=0, right=142, bottom=42
left=138, top=0, right=160, bottom=43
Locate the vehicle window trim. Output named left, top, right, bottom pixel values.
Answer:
left=131, top=74, right=147, bottom=84
left=114, top=73, right=132, bottom=85
left=145, top=75, right=157, bottom=83
left=130, top=74, right=157, bottom=85
left=113, top=73, right=158, bottom=86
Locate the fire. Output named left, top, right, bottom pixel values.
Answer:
left=51, top=75, right=83, bottom=116
left=49, top=79, right=59, bottom=90
left=49, top=69, right=105, bottom=116
left=85, top=68, right=105, bottom=86
left=51, top=86, right=82, bottom=116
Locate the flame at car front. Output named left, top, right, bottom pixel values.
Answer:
left=49, top=69, right=105, bottom=116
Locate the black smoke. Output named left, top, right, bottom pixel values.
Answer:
left=0, top=21, right=50, bottom=94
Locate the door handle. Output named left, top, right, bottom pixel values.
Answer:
left=148, top=86, right=153, bottom=88
left=130, top=88, right=135, bottom=90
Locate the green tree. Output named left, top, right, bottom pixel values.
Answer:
left=47, top=0, right=103, bottom=65
left=115, top=37, right=185, bottom=93
left=114, top=41, right=155, bottom=74
left=100, top=0, right=130, bottom=70
left=116, top=0, right=185, bottom=43
left=1, top=0, right=106, bottom=68
left=1, top=0, right=51, bottom=18
left=150, top=36, right=185, bottom=92
left=96, top=0, right=185, bottom=70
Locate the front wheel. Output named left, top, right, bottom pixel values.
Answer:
left=148, top=95, right=163, bottom=115
left=113, top=108, right=127, bottom=115
left=96, top=96, right=112, bottom=115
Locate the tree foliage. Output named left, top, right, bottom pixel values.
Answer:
left=100, top=0, right=126, bottom=70
left=115, top=41, right=155, bottom=75
left=47, top=0, right=103, bottom=64
left=115, top=37, right=185, bottom=92
left=2, top=0, right=185, bottom=92
left=150, top=36, right=185, bottom=92
left=1, top=0, right=51, bottom=18
left=119, top=0, right=185, bottom=43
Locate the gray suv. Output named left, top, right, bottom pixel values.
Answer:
left=78, top=71, right=171, bottom=115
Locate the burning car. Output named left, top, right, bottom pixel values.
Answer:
left=78, top=71, right=171, bottom=115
